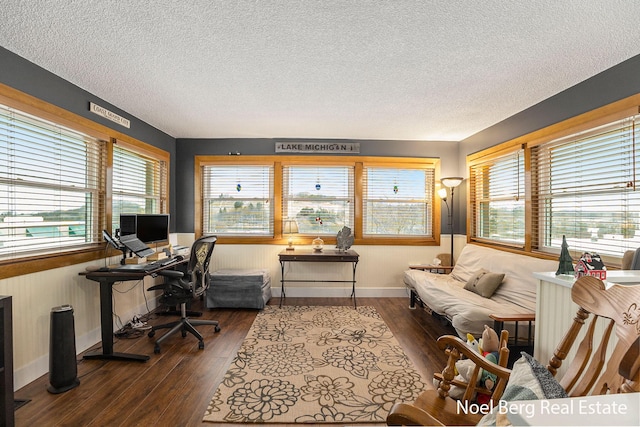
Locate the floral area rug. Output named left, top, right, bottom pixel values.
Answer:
left=203, top=305, right=427, bottom=424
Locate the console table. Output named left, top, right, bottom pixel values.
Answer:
left=278, top=249, right=359, bottom=307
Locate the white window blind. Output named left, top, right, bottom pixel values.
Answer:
left=282, top=165, right=354, bottom=235
left=112, top=143, right=167, bottom=233
left=469, top=149, right=525, bottom=246
left=202, top=164, right=274, bottom=235
left=532, top=114, right=639, bottom=258
left=362, top=167, right=434, bottom=237
left=0, top=103, right=106, bottom=259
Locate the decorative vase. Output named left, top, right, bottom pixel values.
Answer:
left=312, top=237, right=324, bottom=252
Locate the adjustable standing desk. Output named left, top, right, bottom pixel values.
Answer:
left=80, top=258, right=188, bottom=362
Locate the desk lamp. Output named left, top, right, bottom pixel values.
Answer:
left=283, top=219, right=299, bottom=250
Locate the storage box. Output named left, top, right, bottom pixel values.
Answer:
left=206, top=269, right=271, bottom=309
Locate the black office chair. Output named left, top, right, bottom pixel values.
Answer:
left=147, top=236, right=220, bottom=353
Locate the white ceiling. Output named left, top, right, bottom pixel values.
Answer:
left=1, top=1, right=639, bottom=141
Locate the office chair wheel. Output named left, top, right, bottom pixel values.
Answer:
left=154, top=344, right=161, bottom=354
left=181, top=330, right=187, bottom=338
left=215, top=325, right=221, bottom=332
left=148, top=330, right=156, bottom=338
left=198, top=341, right=204, bottom=350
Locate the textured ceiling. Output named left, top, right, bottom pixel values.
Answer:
left=1, top=1, right=639, bottom=141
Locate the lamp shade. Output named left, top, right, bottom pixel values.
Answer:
left=283, top=219, right=299, bottom=234
left=441, top=177, right=463, bottom=188
left=437, top=188, right=448, bottom=200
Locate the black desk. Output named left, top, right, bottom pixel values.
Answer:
left=278, top=249, right=359, bottom=307
left=80, top=258, right=188, bottom=362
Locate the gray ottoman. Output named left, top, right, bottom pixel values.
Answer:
left=206, top=269, right=271, bottom=309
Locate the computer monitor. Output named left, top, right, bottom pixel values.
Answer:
left=119, top=214, right=137, bottom=237
left=134, top=214, right=170, bottom=244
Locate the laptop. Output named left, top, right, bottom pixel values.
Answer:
left=119, top=234, right=155, bottom=258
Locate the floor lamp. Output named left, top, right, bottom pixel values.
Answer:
left=439, top=177, right=463, bottom=265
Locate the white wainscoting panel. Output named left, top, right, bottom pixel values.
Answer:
left=1, top=233, right=463, bottom=390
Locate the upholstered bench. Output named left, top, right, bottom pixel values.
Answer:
left=206, top=269, right=271, bottom=309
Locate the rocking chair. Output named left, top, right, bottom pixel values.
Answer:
left=387, top=275, right=640, bottom=426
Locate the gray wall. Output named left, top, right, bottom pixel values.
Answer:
left=456, top=53, right=640, bottom=235
left=0, top=47, right=179, bottom=230
left=175, top=138, right=459, bottom=233
left=461, top=54, right=640, bottom=159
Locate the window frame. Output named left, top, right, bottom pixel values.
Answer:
left=361, top=163, right=436, bottom=240
left=111, top=138, right=169, bottom=235
left=467, top=93, right=640, bottom=266
left=530, top=113, right=639, bottom=263
left=195, top=155, right=441, bottom=246
left=0, top=83, right=170, bottom=279
left=282, top=163, right=355, bottom=237
left=468, top=146, right=526, bottom=248
left=201, top=162, right=275, bottom=237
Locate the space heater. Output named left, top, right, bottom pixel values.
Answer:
left=48, top=305, right=80, bottom=393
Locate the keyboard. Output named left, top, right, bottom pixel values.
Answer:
left=147, top=257, right=179, bottom=269
left=109, top=257, right=178, bottom=273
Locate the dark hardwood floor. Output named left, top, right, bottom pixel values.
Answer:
left=14, top=297, right=454, bottom=426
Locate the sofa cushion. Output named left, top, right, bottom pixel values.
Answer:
left=404, top=244, right=558, bottom=338
left=450, top=245, right=558, bottom=311
left=404, top=269, right=529, bottom=337
left=464, top=269, right=504, bottom=298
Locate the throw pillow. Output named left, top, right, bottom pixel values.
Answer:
left=476, top=352, right=568, bottom=426
left=464, top=269, right=505, bottom=298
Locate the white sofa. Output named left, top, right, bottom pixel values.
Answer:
left=404, top=244, right=558, bottom=338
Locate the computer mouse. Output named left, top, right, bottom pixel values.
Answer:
left=175, top=255, right=184, bottom=261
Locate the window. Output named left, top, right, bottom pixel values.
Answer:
left=201, top=164, right=274, bottom=236
left=0, top=103, right=106, bottom=259
left=531, top=114, right=639, bottom=258
left=362, top=166, right=435, bottom=237
left=112, top=141, right=168, bottom=233
left=282, top=165, right=354, bottom=235
left=195, top=156, right=440, bottom=245
left=468, top=95, right=640, bottom=265
left=469, top=148, right=525, bottom=247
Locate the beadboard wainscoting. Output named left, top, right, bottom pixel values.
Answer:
left=2, top=233, right=464, bottom=390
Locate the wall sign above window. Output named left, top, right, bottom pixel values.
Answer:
left=275, top=141, right=360, bottom=154
left=89, top=102, right=131, bottom=128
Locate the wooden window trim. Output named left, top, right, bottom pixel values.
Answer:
left=0, top=84, right=169, bottom=279
left=467, top=93, right=640, bottom=266
left=112, top=137, right=170, bottom=215
left=195, top=155, right=441, bottom=246
left=467, top=145, right=526, bottom=249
